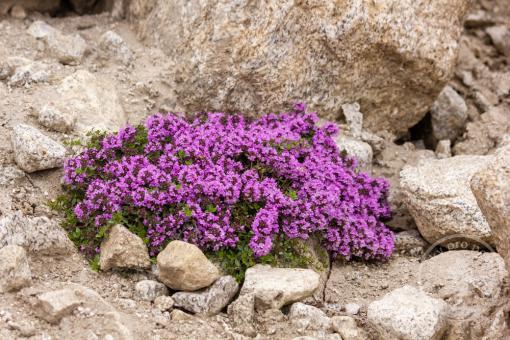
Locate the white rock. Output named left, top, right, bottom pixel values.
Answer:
left=344, top=303, right=360, bottom=316
left=172, top=275, right=238, bottom=316
left=154, top=295, right=174, bottom=311
left=9, top=61, right=51, bottom=87
left=487, top=25, right=510, bottom=57
left=367, top=285, right=448, bottom=340
left=331, top=316, right=368, bottom=340
left=99, top=31, right=134, bottom=65
left=0, top=245, right=31, bottom=292
left=99, top=224, right=151, bottom=271
left=11, top=124, right=66, bottom=173
left=227, top=293, right=256, bottom=337
left=341, top=102, right=363, bottom=138
left=35, top=288, right=84, bottom=323
left=56, top=70, right=127, bottom=134
left=135, top=280, right=168, bottom=302
left=0, top=165, right=25, bottom=186
left=288, top=302, right=331, bottom=332
left=28, top=21, right=58, bottom=39
left=400, top=155, right=492, bottom=244
left=430, top=86, right=467, bottom=141
left=156, top=240, right=220, bottom=291
left=37, top=105, right=76, bottom=133
left=0, top=213, right=74, bottom=255
left=334, top=136, right=373, bottom=172
left=435, top=139, right=451, bottom=159
left=239, top=264, right=320, bottom=310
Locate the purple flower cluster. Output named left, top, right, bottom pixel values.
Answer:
left=64, top=104, right=394, bottom=260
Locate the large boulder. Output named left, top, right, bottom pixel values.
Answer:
left=156, top=240, right=220, bottom=291
left=128, top=0, right=469, bottom=135
left=471, top=146, right=510, bottom=272
left=99, top=224, right=151, bottom=271
left=367, top=285, right=448, bottom=340
left=0, top=245, right=31, bottom=293
left=239, top=264, right=320, bottom=310
left=11, top=124, right=66, bottom=173
left=400, top=155, right=493, bottom=244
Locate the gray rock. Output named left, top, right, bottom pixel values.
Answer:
left=172, top=275, right=239, bottom=316
left=227, top=293, right=256, bottom=337
left=430, top=86, right=467, bottom=141
left=135, top=280, right=168, bottom=302
left=335, top=136, right=373, bottom=172
left=99, top=224, right=151, bottom=271
left=27, top=20, right=58, bottom=39
left=341, top=102, right=363, bottom=138
left=128, top=0, right=470, bottom=136
left=400, top=155, right=492, bottom=244
left=154, top=295, right=174, bottom=311
left=9, top=61, right=51, bottom=87
left=288, top=302, right=331, bottom=332
left=435, top=139, right=451, bottom=159
left=239, top=264, right=320, bottom=311
left=37, top=105, right=76, bottom=133
left=344, top=303, right=361, bottom=316
left=56, top=70, right=127, bottom=134
left=170, top=309, right=194, bottom=321
left=157, top=240, right=219, bottom=291
left=394, top=229, right=428, bottom=256
left=34, top=288, right=84, bottom=324
left=0, top=165, right=25, bottom=186
left=471, top=146, right=510, bottom=273
left=487, top=26, right=510, bottom=57
left=99, top=31, right=134, bottom=65
left=0, top=213, right=74, bottom=255
left=367, top=285, right=448, bottom=340
left=11, top=124, right=66, bottom=173
left=331, top=316, right=368, bottom=340
left=0, top=245, right=31, bottom=293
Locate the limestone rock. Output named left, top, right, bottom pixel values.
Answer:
left=430, top=86, right=467, bottom=141
left=486, top=26, right=510, bottom=57
left=0, top=245, right=31, bottom=293
left=331, top=316, right=368, bottom=340
left=419, top=250, right=507, bottom=321
left=288, top=302, right=331, bottom=332
left=172, top=275, right=239, bottom=316
left=134, top=280, right=168, bottom=302
left=471, top=146, right=510, bottom=273
left=239, top=264, right=320, bottom=310
left=129, top=0, right=469, bottom=136
left=55, top=70, right=127, bottom=134
left=28, top=21, right=88, bottom=65
left=0, top=213, right=74, bottom=255
left=11, top=124, right=66, bottom=173
left=99, top=224, right=151, bottom=271
left=157, top=240, right=220, bottom=291
left=154, top=295, right=174, bottom=311
left=334, top=136, right=373, bottom=173
left=37, top=105, right=76, bottom=133
left=367, top=285, right=448, bottom=340
left=99, top=31, right=134, bottom=65
left=227, top=293, right=256, bottom=337
left=400, top=155, right=492, bottom=244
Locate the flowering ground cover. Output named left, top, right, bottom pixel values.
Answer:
left=52, top=104, right=394, bottom=277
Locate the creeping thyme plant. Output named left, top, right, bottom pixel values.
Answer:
left=51, top=104, right=394, bottom=279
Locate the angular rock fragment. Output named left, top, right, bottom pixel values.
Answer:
left=0, top=245, right=31, bottom=293
left=135, top=280, right=168, bottom=302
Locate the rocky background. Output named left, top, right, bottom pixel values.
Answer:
left=0, top=0, right=509, bottom=339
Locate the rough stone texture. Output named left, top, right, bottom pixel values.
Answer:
left=129, top=0, right=469, bottom=136
left=367, top=285, right=448, bottom=340
left=172, top=275, right=239, bottom=316
left=0, top=213, right=74, bottom=255
left=418, top=250, right=508, bottom=321
left=435, top=139, right=452, bottom=159
left=344, top=303, right=361, bottom=316
left=11, top=124, right=66, bottom=173
left=134, top=280, right=168, bottom=302
left=239, top=264, right=320, bottom=311
left=334, top=136, right=373, bottom=173
left=9, top=61, right=51, bottom=87
left=227, top=293, right=256, bottom=337
left=331, top=316, right=368, bottom=340
left=486, top=25, right=510, bottom=57
left=37, top=105, right=76, bottom=133
left=288, top=302, right=331, bottom=332
left=99, top=224, right=151, bottom=271
left=28, top=21, right=88, bottom=65
left=341, top=103, right=363, bottom=138
left=55, top=70, right=127, bottom=134
left=0, top=245, right=31, bottom=293
left=170, top=309, right=194, bottom=321
left=99, top=30, right=134, bottom=65
left=156, top=240, right=220, bottom=291
left=430, top=86, right=468, bottom=141
left=394, top=229, right=428, bottom=256
left=35, top=288, right=84, bottom=324
left=471, top=146, right=510, bottom=273
left=154, top=295, right=174, bottom=311
left=400, top=155, right=493, bottom=244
